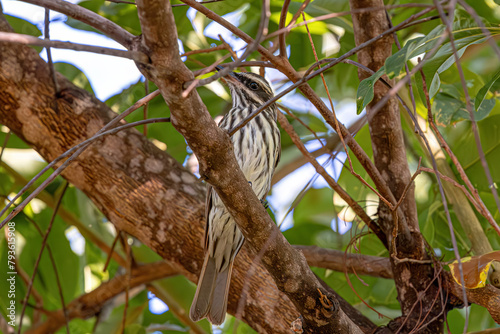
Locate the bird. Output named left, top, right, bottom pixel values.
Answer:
left=189, top=67, right=281, bottom=325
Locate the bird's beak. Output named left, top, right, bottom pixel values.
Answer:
left=215, top=65, right=238, bottom=85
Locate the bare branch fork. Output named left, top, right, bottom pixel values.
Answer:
left=133, top=0, right=365, bottom=332
left=2, top=0, right=496, bottom=332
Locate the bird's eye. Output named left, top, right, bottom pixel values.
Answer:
left=248, top=82, right=259, bottom=90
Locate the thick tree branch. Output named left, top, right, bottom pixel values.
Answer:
left=133, top=0, right=364, bottom=332
left=444, top=272, right=500, bottom=324
left=0, top=12, right=375, bottom=334
left=297, top=246, right=393, bottom=279
left=0, top=31, right=148, bottom=62
left=24, top=261, right=181, bottom=334
left=0, top=15, right=293, bottom=333
left=20, top=0, right=135, bottom=48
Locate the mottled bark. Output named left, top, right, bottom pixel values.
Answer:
left=0, top=12, right=373, bottom=334
left=348, top=0, right=444, bottom=332
left=133, top=0, right=365, bottom=332
left=0, top=15, right=295, bottom=333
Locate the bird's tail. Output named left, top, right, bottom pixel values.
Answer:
left=189, top=254, right=233, bottom=325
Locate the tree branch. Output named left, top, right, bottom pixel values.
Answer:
left=134, top=0, right=365, bottom=332
left=0, top=11, right=372, bottom=334
left=20, top=0, right=135, bottom=48
left=24, top=261, right=181, bottom=334
left=0, top=31, right=148, bottom=62
left=296, top=246, right=393, bottom=279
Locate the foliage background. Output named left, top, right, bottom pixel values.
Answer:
left=0, top=0, right=499, bottom=333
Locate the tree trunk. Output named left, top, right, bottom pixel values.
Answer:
left=0, top=13, right=375, bottom=334
left=349, top=0, right=445, bottom=332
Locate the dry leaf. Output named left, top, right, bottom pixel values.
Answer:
left=448, top=250, right=500, bottom=289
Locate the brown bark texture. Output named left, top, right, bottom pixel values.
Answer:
left=0, top=14, right=294, bottom=334
left=348, top=0, right=444, bottom=333
left=0, top=11, right=372, bottom=334
left=1, top=2, right=500, bottom=333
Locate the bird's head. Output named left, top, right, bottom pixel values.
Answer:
left=216, top=66, right=274, bottom=105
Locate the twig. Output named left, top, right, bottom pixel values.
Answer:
left=0, top=32, right=148, bottom=63
left=143, top=80, right=150, bottom=135
left=182, top=0, right=272, bottom=90
left=18, top=182, right=69, bottom=334
left=0, top=130, right=11, bottom=163
left=426, top=119, right=500, bottom=233
left=180, top=43, right=229, bottom=57
left=419, top=59, right=469, bottom=331
left=44, top=9, right=60, bottom=114
left=146, top=284, right=208, bottom=334
left=171, top=0, right=223, bottom=7
left=278, top=112, right=386, bottom=245
left=121, top=234, right=132, bottom=334
left=296, top=245, right=393, bottom=279
left=436, top=0, right=500, bottom=221
left=266, top=4, right=436, bottom=40
left=179, top=0, right=277, bottom=61
left=181, top=53, right=232, bottom=97
left=272, top=117, right=366, bottom=185
left=277, top=0, right=291, bottom=57
left=103, top=231, right=122, bottom=272
left=386, top=9, right=418, bottom=131
left=456, top=0, right=500, bottom=60
left=394, top=158, right=422, bottom=212
left=218, top=34, right=238, bottom=60
left=20, top=0, right=135, bottom=48
left=301, top=12, right=368, bottom=208
left=25, top=261, right=181, bottom=334
left=278, top=104, right=326, bottom=149
left=0, top=91, right=163, bottom=228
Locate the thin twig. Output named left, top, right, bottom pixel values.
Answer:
left=0, top=93, right=165, bottom=228
left=394, top=158, right=422, bottom=212
left=419, top=57, right=469, bottom=331
left=278, top=104, right=326, bottom=149
left=426, top=119, right=499, bottom=233
left=143, top=80, right=150, bottom=135
left=103, top=231, right=122, bottom=272
left=278, top=112, right=386, bottom=245
left=436, top=0, right=500, bottom=221
left=0, top=130, right=11, bottom=163
left=44, top=9, right=60, bottom=114
left=172, top=0, right=223, bottom=7
left=266, top=4, right=436, bottom=40
left=121, top=234, right=132, bottom=334
left=182, top=0, right=272, bottom=91
left=18, top=182, right=69, bottom=334
left=419, top=167, right=481, bottom=211
left=180, top=43, right=228, bottom=57
left=0, top=32, right=148, bottom=63
left=456, top=0, right=500, bottom=60
left=181, top=53, right=232, bottom=97
left=21, top=0, right=135, bottom=48
left=386, top=10, right=418, bottom=131
left=277, top=0, right=291, bottom=57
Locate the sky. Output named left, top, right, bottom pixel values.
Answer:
left=2, top=0, right=357, bottom=320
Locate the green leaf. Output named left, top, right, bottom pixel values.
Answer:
left=433, top=93, right=494, bottom=126
left=361, top=19, right=500, bottom=109
left=355, top=67, right=385, bottom=114
left=54, top=62, right=95, bottom=95
left=476, top=67, right=500, bottom=112
left=5, top=15, right=41, bottom=37
left=384, top=36, right=424, bottom=79
left=124, top=324, right=146, bottom=334
left=452, top=114, right=500, bottom=192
